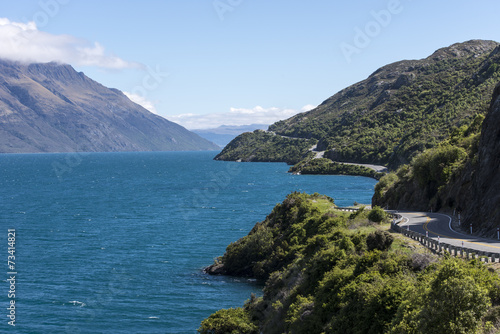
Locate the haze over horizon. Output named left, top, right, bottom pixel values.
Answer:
left=1, top=0, right=499, bottom=129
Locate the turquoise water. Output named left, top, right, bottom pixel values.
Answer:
left=0, top=151, right=377, bottom=333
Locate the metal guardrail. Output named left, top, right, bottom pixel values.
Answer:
left=337, top=207, right=361, bottom=212
left=391, top=219, right=500, bottom=263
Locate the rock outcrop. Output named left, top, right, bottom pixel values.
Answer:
left=373, top=83, right=500, bottom=237
left=461, top=83, right=500, bottom=235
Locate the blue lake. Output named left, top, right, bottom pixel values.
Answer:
left=0, top=151, right=377, bottom=333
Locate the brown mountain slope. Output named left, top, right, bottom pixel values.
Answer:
left=0, top=60, right=218, bottom=153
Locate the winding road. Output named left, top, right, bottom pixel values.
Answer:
left=267, top=130, right=387, bottom=172
left=271, top=132, right=495, bottom=253
left=395, top=211, right=500, bottom=254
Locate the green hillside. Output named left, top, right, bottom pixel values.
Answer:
left=374, top=81, right=500, bottom=238
left=215, top=40, right=500, bottom=170
left=214, top=130, right=316, bottom=164
left=0, top=60, right=219, bottom=153
left=200, top=193, right=500, bottom=334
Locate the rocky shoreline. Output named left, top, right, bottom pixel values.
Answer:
left=203, top=262, right=226, bottom=276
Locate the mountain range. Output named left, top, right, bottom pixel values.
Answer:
left=0, top=59, right=219, bottom=153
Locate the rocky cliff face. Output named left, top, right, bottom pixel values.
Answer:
left=461, top=83, right=500, bottom=235
left=373, top=83, right=500, bottom=237
left=0, top=60, right=218, bottom=153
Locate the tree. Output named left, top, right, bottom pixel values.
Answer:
left=198, top=308, right=257, bottom=334
left=418, top=261, right=491, bottom=334
left=366, top=230, right=394, bottom=251
left=368, top=206, right=387, bottom=223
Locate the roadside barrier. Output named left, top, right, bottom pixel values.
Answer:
left=390, top=216, right=500, bottom=263
left=337, top=207, right=361, bottom=212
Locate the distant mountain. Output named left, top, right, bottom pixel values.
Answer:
left=216, top=40, right=500, bottom=168
left=0, top=60, right=219, bottom=153
left=193, top=124, right=268, bottom=147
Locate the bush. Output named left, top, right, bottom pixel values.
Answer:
left=373, top=172, right=399, bottom=202
left=198, top=308, right=258, bottom=334
left=366, top=230, right=394, bottom=251
left=391, top=259, right=496, bottom=334
left=419, top=260, right=492, bottom=334
left=222, top=224, right=274, bottom=278
left=368, top=206, right=387, bottom=223
left=412, top=144, right=468, bottom=186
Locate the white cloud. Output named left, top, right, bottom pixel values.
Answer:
left=301, top=104, right=317, bottom=112
left=168, top=105, right=317, bottom=130
left=123, top=92, right=158, bottom=114
left=0, top=18, right=139, bottom=69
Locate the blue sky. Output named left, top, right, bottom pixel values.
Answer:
left=1, top=0, right=500, bottom=129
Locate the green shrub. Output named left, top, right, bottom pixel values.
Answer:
left=390, top=258, right=498, bottom=334
left=222, top=224, right=274, bottom=278
left=368, top=206, right=387, bottom=223
left=366, top=230, right=394, bottom=251
left=198, top=308, right=258, bottom=334
left=373, top=173, right=399, bottom=202
left=412, top=144, right=468, bottom=186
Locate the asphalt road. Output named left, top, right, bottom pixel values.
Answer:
left=340, top=161, right=388, bottom=173
left=268, top=130, right=387, bottom=172
left=395, top=211, right=500, bottom=254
